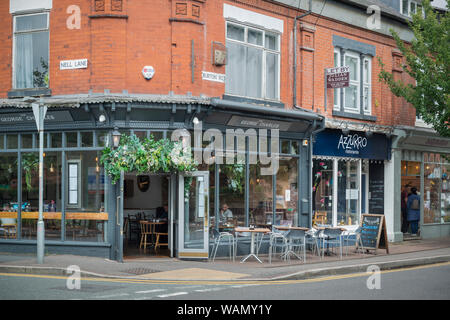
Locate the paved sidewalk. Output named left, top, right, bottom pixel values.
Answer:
left=0, top=237, right=449, bottom=281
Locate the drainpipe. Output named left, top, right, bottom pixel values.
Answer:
left=293, top=0, right=313, bottom=108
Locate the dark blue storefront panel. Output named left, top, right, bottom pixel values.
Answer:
left=313, top=129, right=390, bottom=160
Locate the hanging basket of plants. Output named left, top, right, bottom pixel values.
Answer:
left=100, top=134, right=197, bottom=184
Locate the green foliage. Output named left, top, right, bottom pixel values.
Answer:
left=100, top=133, right=198, bottom=184
left=21, top=153, right=39, bottom=191
left=378, top=0, right=450, bottom=137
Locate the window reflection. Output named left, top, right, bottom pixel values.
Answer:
left=313, top=159, right=333, bottom=225
left=218, top=164, right=245, bottom=228
left=249, top=162, right=272, bottom=227
left=0, top=154, right=18, bottom=239
left=276, top=157, right=298, bottom=226
left=337, top=160, right=359, bottom=226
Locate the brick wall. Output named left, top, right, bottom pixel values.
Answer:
left=0, top=0, right=417, bottom=127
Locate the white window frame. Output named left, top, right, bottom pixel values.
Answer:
left=334, top=49, right=372, bottom=115
left=343, top=51, right=361, bottom=113
left=333, top=48, right=341, bottom=111
left=225, top=21, right=281, bottom=101
left=12, top=11, right=50, bottom=90
left=400, top=0, right=424, bottom=17
left=363, top=56, right=372, bottom=114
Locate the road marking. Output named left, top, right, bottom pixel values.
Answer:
left=157, top=292, right=188, bottom=298
left=135, top=289, right=166, bottom=294
left=193, top=287, right=224, bottom=292
left=0, top=261, right=448, bottom=286
left=95, top=293, right=130, bottom=299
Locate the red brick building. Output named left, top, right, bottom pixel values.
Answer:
left=0, top=0, right=448, bottom=260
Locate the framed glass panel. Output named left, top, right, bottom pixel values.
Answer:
left=249, top=162, right=273, bottom=227
left=66, top=151, right=105, bottom=242
left=7, top=135, right=18, bottom=149
left=50, top=133, right=62, bottom=148
left=66, top=132, right=78, bottom=148
left=265, top=33, right=278, bottom=50
left=248, top=28, right=263, bottom=46
left=81, top=132, right=93, bottom=147
left=227, top=23, right=245, bottom=42
left=276, top=157, right=298, bottom=227
left=265, top=52, right=279, bottom=100
left=21, top=134, right=33, bottom=149
left=218, top=164, right=245, bottom=228
left=442, top=165, right=450, bottom=223
left=0, top=153, right=18, bottom=239
left=424, top=163, right=441, bottom=223
left=337, top=160, right=360, bottom=226
left=96, top=131, right=109, bottom=147
left=313, top=159, right=333, bottom=225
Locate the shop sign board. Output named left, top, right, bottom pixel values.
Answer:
left=0, top=110, right=73, bottom=125
left=358, top=214, right=389, bottom=254
left=313, top=129, right=390, bottom=160
left=326, top=66, right=349, bottom=88
left=227, top=115, right=292, bottom=131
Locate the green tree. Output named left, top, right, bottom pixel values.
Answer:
left=378, top=0, right=450, bottom=137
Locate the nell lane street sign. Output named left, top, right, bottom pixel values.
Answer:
left=326, top=66, right=349, bottom=88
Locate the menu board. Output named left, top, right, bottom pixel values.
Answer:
left=358, top=214, right=389, bottom=254
left=369, top=162, right=384, bottom=214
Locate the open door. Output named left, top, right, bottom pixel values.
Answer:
left=177, top=171, right=209, bottom=260
left=115, top=171, right=124, bottom=262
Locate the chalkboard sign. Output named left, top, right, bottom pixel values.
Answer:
left=358, top=214, right=389, bottom=254
left=369, top=163, right=384, bottom=215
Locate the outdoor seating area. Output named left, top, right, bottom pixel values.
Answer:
left=209, top=225, right=365, bottom=264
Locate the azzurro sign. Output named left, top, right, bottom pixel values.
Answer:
left=313, top=129, right=390, bottom=160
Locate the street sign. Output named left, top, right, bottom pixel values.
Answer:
left=325, top=66, right=350, bottom=88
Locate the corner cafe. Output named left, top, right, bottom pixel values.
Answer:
left=312, top=129, right=391, bottom=230
left=0, top=95, right=324, bottom=261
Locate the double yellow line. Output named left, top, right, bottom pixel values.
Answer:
left=0, top=261, right=449, bottom=286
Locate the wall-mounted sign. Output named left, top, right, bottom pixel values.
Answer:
left=202, top=71, right=225, bottom=83
left=325, top=66, right=349, bottom=88
left=227, top=115, right=292, bottom=131
left=313, top=129, right=390, bottom=160
left=0, top=111, right=73, bottom=125
left=142, top=66, right=155, bottom=80
left=60, top=59, right=88, bottom=70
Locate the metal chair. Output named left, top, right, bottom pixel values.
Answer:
left=305, top=228, right=322, bottom=258
left=321, top=228, right=344, bottom=260
left=268, top=229, right=288, bottom=264
left=282, top=229, right=306, bottom=263
left=211, top=228, right=235, bottom=262
left=343, top=226, right=365, bottom=256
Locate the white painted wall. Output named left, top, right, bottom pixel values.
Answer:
left=10, top=0, right=52, bottom=13
left=123, top=175, right=165, bottom=218
left=223, top=3, right=284, bottom=33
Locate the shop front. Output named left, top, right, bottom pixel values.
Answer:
left=312, top=129, right=391, bottom=231
left=390, top=128, right=450, bottom=240
left=0, top=95, right=324, bottom=261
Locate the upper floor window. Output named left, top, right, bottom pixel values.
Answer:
left=13, top=12, right=49, bottom=89
left=333, top=49, right=372, bottom=114
left=401, top=0, right=423, bottom=17
left=225, top=22, right=280, bottom=101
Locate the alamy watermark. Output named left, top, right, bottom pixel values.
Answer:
left=366, top=265, right=381, bottom=290
left=170, top=121, right=280, bottom=175
left=66, top=265, right=81, bottom=290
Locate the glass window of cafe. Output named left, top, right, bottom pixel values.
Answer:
left=423, top=153, right=450, bottom=224
left=0, top=131, right=107, bottom=242
left=213, top=137, right=300, bottom=231
left=313, top=157, right=367, bottom=227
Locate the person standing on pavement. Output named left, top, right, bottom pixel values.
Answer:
left=401, top=184, right=410, bottom=233
left=406, top=187, right=420, bottom=236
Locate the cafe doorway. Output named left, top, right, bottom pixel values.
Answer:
left=401, top=161, right=421, bottom=235
left=122, top=173, right=174, bottom=259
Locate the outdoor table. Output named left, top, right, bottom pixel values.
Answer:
left=273, top=226, right=308, bottom=261
left=234, top=227, right=270, bottom=263
left=316, top=227, right=346, bottom=256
